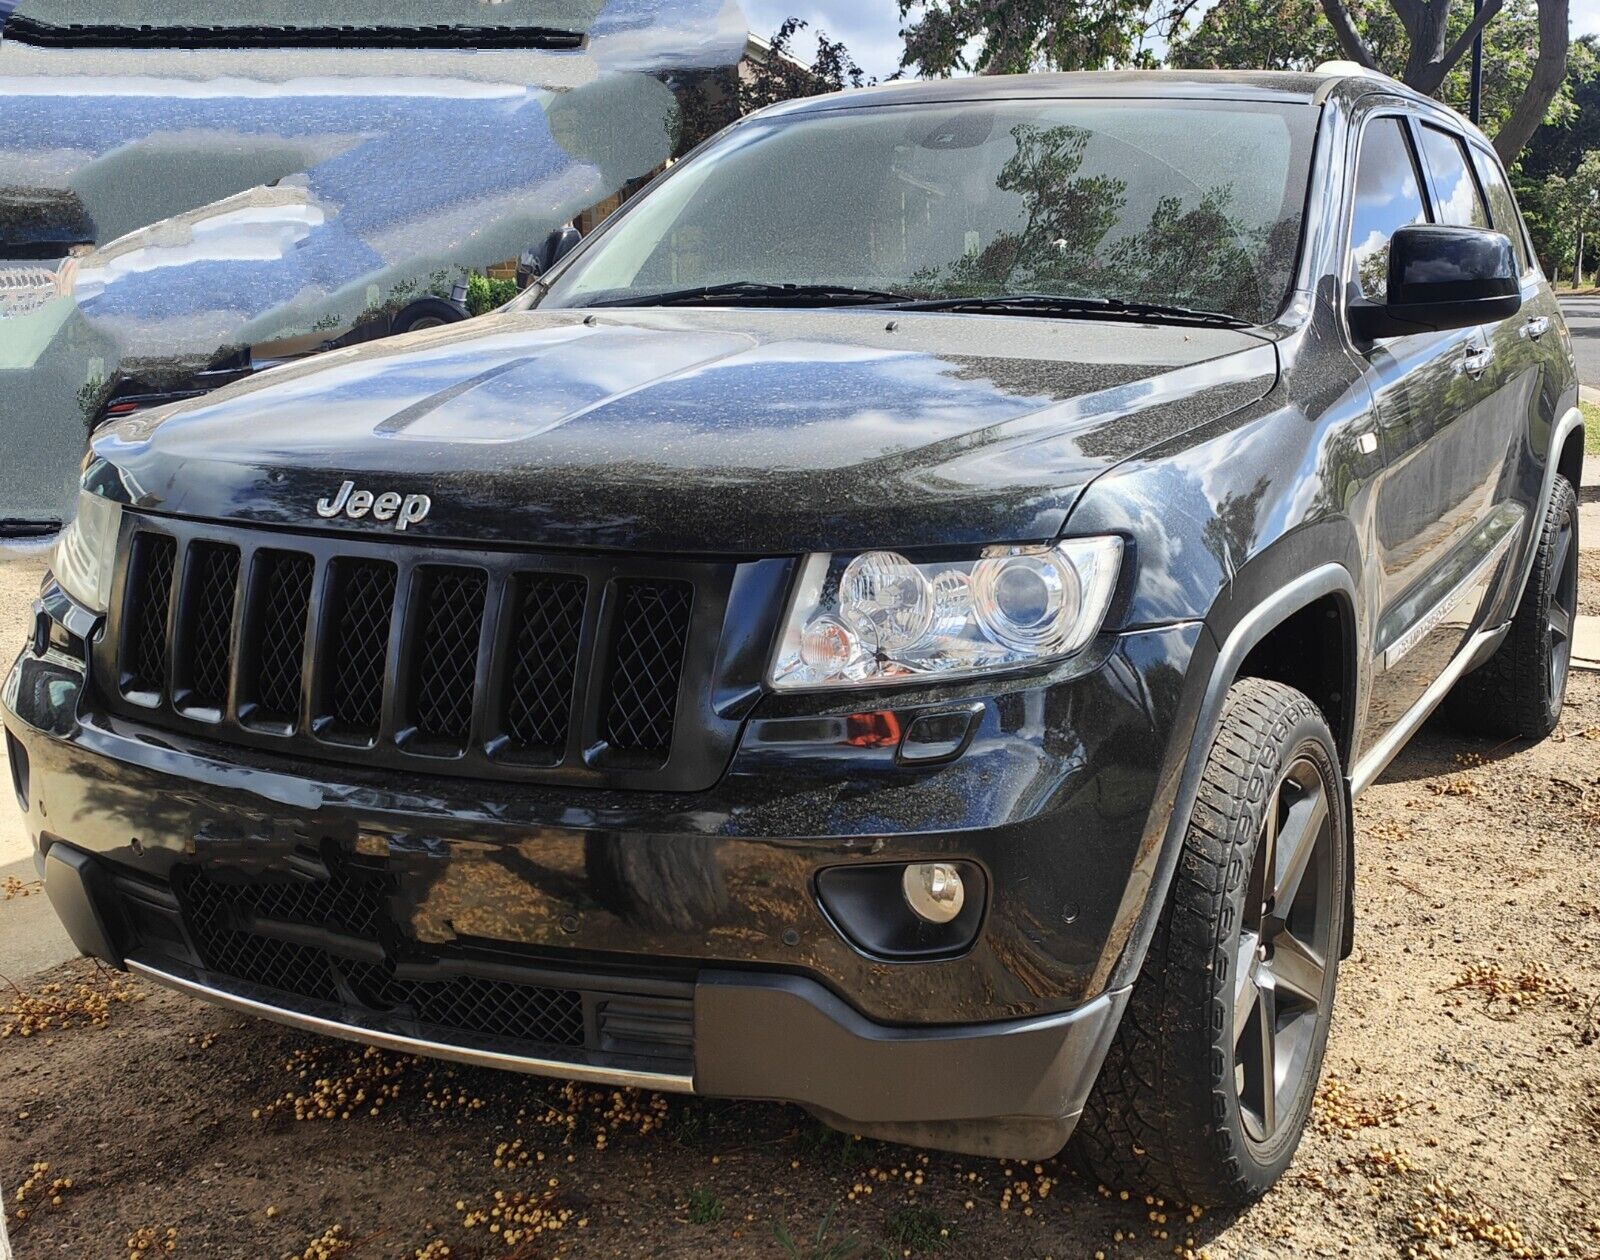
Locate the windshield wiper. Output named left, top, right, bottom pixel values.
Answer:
left=888, top=292, right=1252, bottom=328
left=588, top=281, right=914, bottom=309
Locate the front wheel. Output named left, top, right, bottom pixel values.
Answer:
left=1073, top=678, right=1348, bottom=1206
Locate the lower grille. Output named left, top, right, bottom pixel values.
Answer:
left=103, top=519, right=745, bottom=788
left=342, top=961, right=585, bottom=1048
left=169, top=864, right=685, bottom=1063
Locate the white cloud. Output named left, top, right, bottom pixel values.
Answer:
left=740, top=0, right=906, bottom=80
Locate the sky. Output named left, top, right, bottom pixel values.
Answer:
left=743, top=0, right=1600, bottom=80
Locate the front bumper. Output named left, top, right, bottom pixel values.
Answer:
left=5, top=612, right=1201, bottom=1156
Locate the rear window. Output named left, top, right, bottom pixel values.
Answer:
left=1415, top=125, right=1491, bottom=229
left=1470, top=145, right=1533, bottom=274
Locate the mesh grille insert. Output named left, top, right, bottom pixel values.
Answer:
left=123, top=532, right=176, bottom=695
left=502, top=573, right=586, bottom=761
left=251, top=550, right=314, bottom=724
left=343, top=963, right=586, bottom=1048
left=603, top=581, right=693, bottom=755
left=179, top=871, right=339, bottom=1003
left=409, top=567, right=487, bottom=746
left=176, top=868, right=587, bottom=1052
left=325, top=559, right=397, bottom=737
left=182, top=542, right=240, bottom=709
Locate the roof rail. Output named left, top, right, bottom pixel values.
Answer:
left=1313, top=59, right=1395, bottom=81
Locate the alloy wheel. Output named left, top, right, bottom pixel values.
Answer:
left=1233, top=754, right=1337, bottom=1146
left=1548, top=509, right=1578, bottom=703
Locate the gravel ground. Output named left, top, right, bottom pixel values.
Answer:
left=2, top=584, right=1599, bottom=1260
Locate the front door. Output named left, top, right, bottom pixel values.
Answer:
left=1345, top=112, right=1518, bottom=740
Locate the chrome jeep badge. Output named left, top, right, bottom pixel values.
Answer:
left=316, top=480, right=431, bottom=530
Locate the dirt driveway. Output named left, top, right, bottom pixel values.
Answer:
left=2, top=597, right=1599, bottom=1259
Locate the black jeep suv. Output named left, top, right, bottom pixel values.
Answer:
left=5, top=68, right=1582, bottom=1205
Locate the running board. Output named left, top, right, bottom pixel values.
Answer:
left=1350, top=622, right=1508, bottom=796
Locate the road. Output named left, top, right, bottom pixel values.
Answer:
left=1560, top=295, right=1600, bottom=388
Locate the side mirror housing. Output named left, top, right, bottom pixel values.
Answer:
left=1348, top=224, right=1520, bottom=340
left=517, top=224, right=583, bottom=286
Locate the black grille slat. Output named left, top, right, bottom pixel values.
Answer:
left=182, top=542, right=240, bottom=709
left=502, top=574, right=586, bottom=760
left=604, top=581, right=693, bottom=755
left=409, top=567, right=487, bottom=746
left=123, top=533, right=176, bottom=696
left=252, top=551, right=314, bottom=723
left=325, top=559, right=397, bottom=738
left=103, top=521, right=730, bottom=789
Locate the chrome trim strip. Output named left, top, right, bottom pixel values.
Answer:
left=1352, top=622, right=1508, bottom=796
left=126, top=959, right=697, bottom=1094
left=1382, top=522, right=1521, bottom=670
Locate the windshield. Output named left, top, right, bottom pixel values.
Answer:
left=542, top=98, right=1318, bottom=325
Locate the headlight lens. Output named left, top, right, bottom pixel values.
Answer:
left=51, top=490, right=122, bottom=614
left=770, top=537, right=1122, bottom=690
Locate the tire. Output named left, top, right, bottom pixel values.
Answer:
left=1073, top=678, right=1348, bottom=1207
left=390, top=297, right=468, bottom=334
left=1445, top=476, right=1579, bottom=740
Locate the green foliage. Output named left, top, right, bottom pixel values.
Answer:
left=899, top=0, right=1150, bottom=77
left=793, top=1121, right=874, bottom=1173
left=881, top=1205, right=952, bottom=1252
left=1521, top=148, right=1600, bottom=280
left=1170, top=0, right=1568, bottom=145
left=1522, top=35, right=1600, bottom=179
left=673, top=18, right=870, bottom=155
left=686, top=1186, right=724, bottom=1225
left=1579, top=400, right=1600, bottom=454
left=772, top=1208, right=864, bottom=1260
left=465, top=273, right=519, bottom=317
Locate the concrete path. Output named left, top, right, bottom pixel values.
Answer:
left=1561, top=297, right=1600, bottom=389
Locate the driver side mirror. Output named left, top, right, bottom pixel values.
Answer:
left=1348, top=224, right=1520, bottom=340
left=517, top=225, right=582, bottom=287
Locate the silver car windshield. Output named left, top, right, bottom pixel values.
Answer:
left=542, top=97, right=1319, bottom=325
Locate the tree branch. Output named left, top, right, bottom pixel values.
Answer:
left=1435, top=0, right=1506, bottom=84
left=1318, top=0, right=1379, bottom=66
left=1493, top=0, right=1569, bottom=160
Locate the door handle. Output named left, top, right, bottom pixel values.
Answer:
left=1458, top=345, right=1493, bottom=378
left=1521, top=315, right=1550, bottom=340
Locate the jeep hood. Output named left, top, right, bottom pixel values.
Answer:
left=90, top=307, right=1277, bottom=554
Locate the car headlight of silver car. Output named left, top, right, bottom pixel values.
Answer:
left=770, top=538, right=1123, bottom=691
left=50, top=489, right=122, bottom=615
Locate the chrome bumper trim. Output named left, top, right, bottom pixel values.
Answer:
left=126, top=958, right=697, bottom=1095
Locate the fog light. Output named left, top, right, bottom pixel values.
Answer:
left=902, top=862, right=965, bottom=924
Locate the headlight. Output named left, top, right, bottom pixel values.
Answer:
left=51, top=489, right=122, bottom=614
left=770, top=537, right=1123, bottom=690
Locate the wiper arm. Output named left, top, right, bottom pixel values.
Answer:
left=589, top=281, right=914, bottom=308
left=889, top=292, right=1251, bottom=328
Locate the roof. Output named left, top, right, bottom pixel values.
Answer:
left=749, top=66, right=1437, bottom=120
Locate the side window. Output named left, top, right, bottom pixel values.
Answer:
left=1348, top=117, right=1428, bottom=302
left=1415, top=125, right=1491, bottom=229
left=1470, top=145, right=1533, bottom=274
